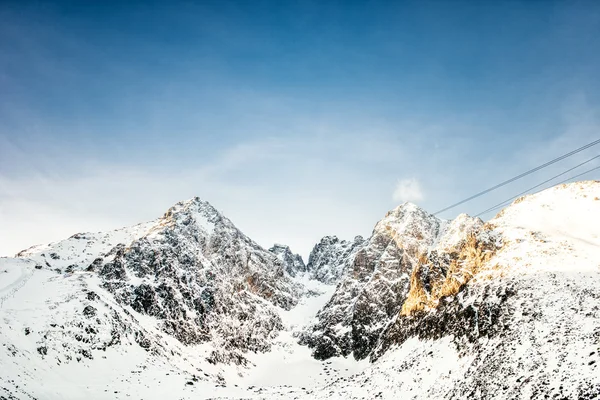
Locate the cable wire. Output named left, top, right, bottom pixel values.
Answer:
left=474, top=155, right=600, bottom=217
left=477, top=164, right=600, bottom=217
left=433, top=138, right=600, bottom=215
left=553, top=164, right=600, bottom=185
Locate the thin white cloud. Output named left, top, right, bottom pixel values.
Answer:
left=2, top=89, right=599, bottom=261
left=0, top=131, right=410, bottom=259
left=393, top=178, right=424, bottom=203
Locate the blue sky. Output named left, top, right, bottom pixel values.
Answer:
left=1, top=0, right=600, bottom=258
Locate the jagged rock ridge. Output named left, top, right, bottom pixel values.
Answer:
left=300, top=181, right=600, bottom=399
left=268, top=244, right=306, bottom=277
left=300, top=203, right=483, bottom=360
left=306, top=235, right=365, bottom=284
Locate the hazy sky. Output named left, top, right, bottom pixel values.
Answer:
left=1, top=0, right=600, bottom=259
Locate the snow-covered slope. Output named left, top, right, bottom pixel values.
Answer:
left=16, top=220, right=156, bottom=272
left=0, top=255, right=229, bottom=400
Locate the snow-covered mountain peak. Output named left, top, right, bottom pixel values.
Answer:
left=373, top=202, right=445, bottom=258
left=268, top=244, right=306, bottom=277
left=435, top=212, right=483, bottom=252
left=389, top=200, right=421, bottom=213
left=378, top=201, right=440, bottom=232
left=165, top=196, right=218, bottom=215
left=7, top=195, right=306, bottom=376
left=159, top=197, right=225, bottom=235
left=361, top=180, right=600, bottom=399
left=301, top=202, right=483, bottom=360
left=306, top=235, right=365, bottom=284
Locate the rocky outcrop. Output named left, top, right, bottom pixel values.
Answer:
left=306, top=235, right=365, bottom=284
left=300, top=203, right=483, bottom=361
left=269, top=244, right=306, bottom=277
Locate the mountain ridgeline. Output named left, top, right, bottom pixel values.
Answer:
left=2, top=181, right=599, bottom=399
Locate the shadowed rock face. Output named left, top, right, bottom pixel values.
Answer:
left=301, top=203, right=483, bottom=361
left=97, top=198, right=302, bottom=364
left=372, top=269, right=600, bottom=399
left=372, top=281, right=518, bottom=363
left=268, top=244, right=306, bottom=277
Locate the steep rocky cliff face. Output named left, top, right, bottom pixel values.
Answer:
left=95, top=198, right=303, bottom=364
left=268, top=244, right=306, bottom=277
left=300, top=203, right=483, bottom=361
left=305, top=236, right=365, bottom=284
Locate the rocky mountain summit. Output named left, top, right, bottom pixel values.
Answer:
left=300, top=203, right=484, bottom=360
left=10, top=197, right=305, bottom=367
left=268, top=244, right=306, bottom=277
left=302, top=181, right=600, bottom=399
left=305, top=235, right=365, bottom=284
left=95, top=198, right=305, bottom=364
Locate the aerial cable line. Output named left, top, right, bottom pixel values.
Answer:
left=474, top=154, right=600, bottom=217
left=553, top=164, right=600, bottom=185
left=433, top=138, right=600, bottom=215
left=477, top=164, right=600, bottom=217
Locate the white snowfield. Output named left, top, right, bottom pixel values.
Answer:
left=1, top=181, right=599, bottom=399
left=16, top=220, right=157, bottom=270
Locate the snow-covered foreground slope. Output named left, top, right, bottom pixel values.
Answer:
left=1, top=182, right=599, bottom=399
left=0, top=259, right=361, bottom=400
left=0, top=256, right=219, bottom=399
left=16, top=220, right=157, bottom=271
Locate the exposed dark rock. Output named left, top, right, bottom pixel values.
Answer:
left=373, top=283, right=518, bottom=361
left=86, top=291, right=99, bottom=301
left=83, top=305, right=97, bottom=318
left=306, top=235, right=364, bottom=284
left=79, top=349, right=93, bottom=359
left=268, top=244, right=306, bottom=277
left=86, top=258, right=103, bottom=272
left=95, top=198, right=302, bottom=363
left=65, top=264, right=77, bottom=274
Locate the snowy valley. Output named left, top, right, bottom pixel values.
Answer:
left=1, top=181, right=599, bottom=399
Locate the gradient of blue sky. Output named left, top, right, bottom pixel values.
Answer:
left=1, top=0, right=600, bottom=258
